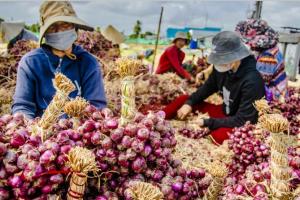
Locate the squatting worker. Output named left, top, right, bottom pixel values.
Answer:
left=156, top=32, right=193, bottom=82
left=0, top=22, right=38, bottom=49
left=12, top=1, right=107, bottom=119
left=102, top=24, right=125, bottom=60
left=235, top=19, right=288, bottom=102
left=163, top=31, right=265, bottom=145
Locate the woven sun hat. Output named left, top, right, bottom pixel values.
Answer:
left=39, top=0, right=94, bottom=44
left=102, top=25, right=125, bottom=45
left=172, top=31, right=189, bottom=44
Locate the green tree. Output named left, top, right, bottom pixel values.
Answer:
left=95, top=27, right=101, bottom=32
left=144, top=31, right=154, bottom=36
left=25, top=22, right=40, bottom=33
left=133, top=20, right=142, bottom=38
left=0, top=17, right=4, bottom=23
left=187, top=31, right=192, bottom=40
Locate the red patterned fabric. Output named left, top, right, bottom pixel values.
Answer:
left=163, top=95, right=233, bottom=145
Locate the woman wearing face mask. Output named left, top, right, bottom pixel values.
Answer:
left=12, top=1, right=107, bottom=119
left=235, top=19, right=288, bottom=102
left=156, top=32, right=193, bottom=82
left=163, top=31, right=265, bottom=145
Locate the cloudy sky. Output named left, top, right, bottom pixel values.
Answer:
left=0, top=0, right=299, bottom=36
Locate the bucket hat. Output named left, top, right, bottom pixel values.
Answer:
left=102, top=25, right=125, bottom=45
left=208, top=31, right=250, bottom=65
left=39, top=1, right=94, bottom=44
left=172, top=31, right=189, bottom=44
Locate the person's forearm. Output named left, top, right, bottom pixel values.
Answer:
left=203, top=116, right=244, bottom=130
left=187, top=69, right=218, bottom=106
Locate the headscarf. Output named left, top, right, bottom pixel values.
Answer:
left=235, top=19, right=279, bottom=50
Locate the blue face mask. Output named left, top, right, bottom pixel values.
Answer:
left=45, top=29, right=77, bottom=51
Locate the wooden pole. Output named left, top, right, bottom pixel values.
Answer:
left=151, top=7, right=164, bottom=74
left=251, top=1, right=263, bottom=19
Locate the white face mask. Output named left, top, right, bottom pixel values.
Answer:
left=45, top=29, right=77, bottom=51
left=214, top=64, right=233, bottom=73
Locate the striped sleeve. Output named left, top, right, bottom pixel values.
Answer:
left=256, top=55, right=278, bottom=85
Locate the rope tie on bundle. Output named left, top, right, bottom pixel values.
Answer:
left=116, top=58, right=141, bottom=126
left=66, top=147, right=98, bottom=200
left=204, top=161, right=228, bottom=200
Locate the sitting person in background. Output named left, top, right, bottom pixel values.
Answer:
left=12, top=1, right=106, bottom=119
left=235, top=19, right=288, bottom=102
left=163, top=31, right=265, bottom=145
left=156, top=32, right=193, bottom=81
left=0, top=22, right=38, bottom=49
left=102, top=24, right=124, bottom=60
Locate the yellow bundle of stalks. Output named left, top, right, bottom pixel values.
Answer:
left=116, top=58, right=141, bottom=125
left=66, top=147, right=98, bottom=200
left=254, top=98, right=271, bottom=116
left=64, top=97, right=88, bottom=128
left=260, top=114, right=292, bottom=200
left=116, top=57, right=141, bottom=78
left=204, top=161, right=228, bottom=200
left=32, top=73, right=75, bottom=140
left=125, top=181, right=163, bottom=200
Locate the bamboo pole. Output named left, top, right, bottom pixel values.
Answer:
left=151, top=7, right=164, bottom=74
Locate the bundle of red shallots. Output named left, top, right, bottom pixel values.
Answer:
left=269, top=87, right=300, bottom=135
left=0, top=105, right=212, bottom=200
left=77, top=107, right=211, bottom=200
left=0, top=40, right=38, bottom=82
left=219, top=123, right=270, bottom=200
left=0, top=112, right=73, bottom=199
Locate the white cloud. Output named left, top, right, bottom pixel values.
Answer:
left=0, top=0, right=300, bottom=36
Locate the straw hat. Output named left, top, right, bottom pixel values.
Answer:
left=172, top=31, right=189, bottom=44
left=39, top=1, right=94, bottom=44
left=102, top=25, right=125, bottom=45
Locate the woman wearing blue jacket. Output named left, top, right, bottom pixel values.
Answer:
left=12, top=1, right=107, bottom=119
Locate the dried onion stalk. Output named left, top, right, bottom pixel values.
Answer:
left=116, top=58, right=141, bottom=125
left=64, top=97, right=88, bottom=128
left=261, top=114, right=292, bottom=199
left=204, top=161, right=228, bottom=200
left=125, top=181, right=163, bottom=200
left=66, top=147, right=98, bottom=200
left=33, top=73, right=75, bottom=140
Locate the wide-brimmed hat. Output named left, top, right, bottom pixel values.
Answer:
left=39, top=1, right=94, bottom=44
left=0, top=22, right=25, bottom=42
left=172, top=31, right=189, bottom=44
left=102, top=25, right=125, bottom=45
left=208, top=31, right=250, bottom=65
left=235, top=19, right=279, bottom=50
